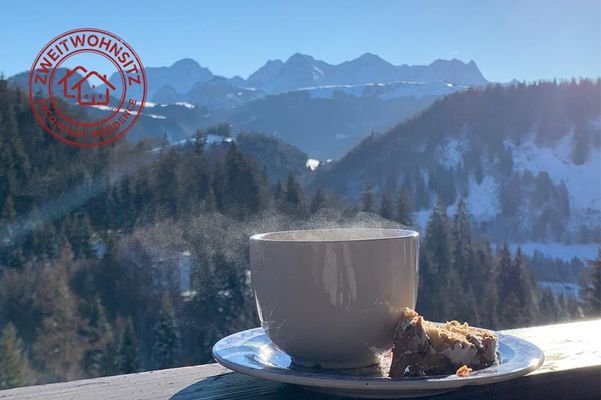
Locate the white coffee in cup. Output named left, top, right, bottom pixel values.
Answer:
left=250, top=228, right=419, bottom=369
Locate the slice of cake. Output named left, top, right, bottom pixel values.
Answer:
left=389, top=308, right=498, bottom=378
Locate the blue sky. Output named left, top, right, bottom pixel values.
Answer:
left=1, top=0, right=599, bottom=82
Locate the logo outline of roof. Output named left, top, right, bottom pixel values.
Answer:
left=70, top=71, right=116, bottom=91
left=57, top=66, right=88, bottom=85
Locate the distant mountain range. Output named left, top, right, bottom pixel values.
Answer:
left=8, top=53, right=488, bottom=158
left=131, top=53, right=487, bottom=101
left=247, top=53, right=487, bottom=93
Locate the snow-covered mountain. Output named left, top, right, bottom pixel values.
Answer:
left=247, top=53, right=487, bottom=93
left=9, top=53, right=487, bottom=104
left=133, top=53, right=486, bottom=103
left=7, top=53, right=489, bottom=158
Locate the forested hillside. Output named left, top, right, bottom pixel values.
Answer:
left=0, top=78, right=598, bottom=389
left=313, top=80, right=601, bottom=243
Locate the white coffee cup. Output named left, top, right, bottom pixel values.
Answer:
left=250, top=228, right=419, bottom=369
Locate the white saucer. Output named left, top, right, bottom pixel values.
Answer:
left=212, top=327, right=544, bottom=398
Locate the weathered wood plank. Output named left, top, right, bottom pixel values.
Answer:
left=1, top=319, right=600, bottom=400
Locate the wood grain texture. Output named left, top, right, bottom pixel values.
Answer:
left=1, top=319, right=600, bottom=400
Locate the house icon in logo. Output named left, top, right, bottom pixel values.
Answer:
left=57, top=66, right=116, bottom=106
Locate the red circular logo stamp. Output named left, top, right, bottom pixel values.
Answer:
left=28, top=28, right=147, bottom=147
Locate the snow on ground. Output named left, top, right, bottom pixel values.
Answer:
left=377, top=81, right=466, bottom=100
left=294, top=81, right=467, bottom=100
left=150, top=135, right=233, bottom=153
left=306, top=159, right=320, bottom=171
left=175, top=102, right=196, bottom=109
left=89, top=104, right=114, bottom=112
left=296, top=83, right=365, bottom=98
left=438, top=137, right=465, bottom=169
left=508, top=242, right=598, bottom=261
left=506, top=132, right=601, bottom=213
left=465, top=175, right=500, bottom=221
left=91, top=104, right=166, bottom=119
left=205, top=134, right=233, bottom=144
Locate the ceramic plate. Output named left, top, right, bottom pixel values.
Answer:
left=212, top=327, right=544, bottom=398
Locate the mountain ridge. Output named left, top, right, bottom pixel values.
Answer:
left=9, top=53, right=487, bottom=100
left=246, top=53, right=487, bottom=93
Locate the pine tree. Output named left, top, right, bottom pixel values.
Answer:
left=454, top=288, right=481, bottom=326
left=223, top=143, right=269, bottom=217
left=497, top=245, right=536, bottom=327
left=417, top=203, right=452, bottom=321
left=474, top=239, right=499, bottom=328
left=361, top=183, right=374, bottom=213
left=224, top=142, right=244, bottom=211
left=153, top=149, right=179, bottom=218
left=83, top=298, right=115, bottom=377
left=395, top=188, right=413, bottom=225
left=284, top=174, right=307, bottom=216
left=513, top=247, right=537, bottom=324
left=497, top=243, right=515, bottom=327
left=0, top=323, right=30, bottom=389
left=580, top=248, right=601, bottom=316
left=310, top=188, right=327, bottom=214
left=32, top=261, right=86, bottom=381
left=414, top=173, right=430, bottom=209
left=204, top=186, right=217, bottom=213
left=212, top=160, right=226, bottom=211
left=452, top=199, right=473, bottom=277
left=176, top=143, right=208, bottom=215
left=152, top=295, right=178, bottom=369
left=95, top=235, right=124, bottom=317
left=0, top=194, right=16, bottom=244
left=1, top=194, right=16, bottom=222
left=273, top=180, right=284, bottom=203
left=116, top=318, right=139, bottom=374
left=68, top=214, right=93, bottom=259
left=379, top=192, right=393, bottom=220
left=5, top=105, right=30, bottom=181
left=538, top=288, right=558, bottom=324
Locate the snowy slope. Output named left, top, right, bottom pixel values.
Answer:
left=435, top=125, right=600, bottom=232
left=506, top=130, right=601, bottom=227
left=509, top=132, right=600, bottom=211
left=296, top=81, right=467, bottom=100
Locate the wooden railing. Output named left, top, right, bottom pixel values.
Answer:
left=1, top=319, right=600, bottom=400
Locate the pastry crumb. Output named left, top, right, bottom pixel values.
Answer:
left=456, top=365, right=472, bottom=377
